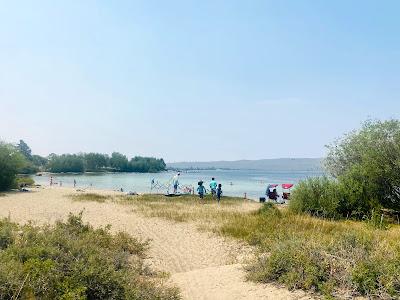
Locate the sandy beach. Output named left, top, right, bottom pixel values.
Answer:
left=0, top=187, right=313, bottom=300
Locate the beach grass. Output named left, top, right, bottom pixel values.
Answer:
left=67, top=193, right=112, bottom=203
left=0, top=212, right=180, bottom=299
left=116, top=193, right=254, bottom=223
left=119, top=194, right=400, bottom=299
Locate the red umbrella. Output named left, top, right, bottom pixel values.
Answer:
left=282, top=183, right=294, bottom=189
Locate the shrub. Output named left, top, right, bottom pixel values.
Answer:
left=0, top=142, right=27, bottom=191
left=0, top=213, right=180, bottom=299
left=289, top=177, right=343, bottom=219
left=325, top=119, right=400, bottom=211
left=220, top=204, right=400, bottom=298
left=14, top=176, right=35, bottom=188
left=290, top=174, right=385, bottom=219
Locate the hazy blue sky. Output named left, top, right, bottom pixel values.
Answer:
left=1, top=1, right=399, bottom=162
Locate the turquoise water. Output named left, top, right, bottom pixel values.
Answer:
left=32, top=169, right=323, bottom=200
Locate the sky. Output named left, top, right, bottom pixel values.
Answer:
left=0, top=0, right=399, bottom=162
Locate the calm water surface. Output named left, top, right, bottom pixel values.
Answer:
left=32, top=169, right=323, bottom=200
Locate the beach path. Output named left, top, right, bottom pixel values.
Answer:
left=0, top=188, right=312, bottom=300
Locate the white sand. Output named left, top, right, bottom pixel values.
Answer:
left=0, top=187, right=313, bottom=300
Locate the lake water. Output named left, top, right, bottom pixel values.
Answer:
left=32, top=169, right=323, bottom=200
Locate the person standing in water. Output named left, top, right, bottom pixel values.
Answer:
left=209, top=177, right=217, bottom=199
left=50, top=176, right=53, bottom=186
left=197, top=181, right=206, bottom=200
left=217, top=184, right=223, bottom=203
left=73, top=179, right=76, bottom=188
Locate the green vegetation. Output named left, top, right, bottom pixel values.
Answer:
left=14, top=176, right=35, bottom=188
left=16, top=140, right=39, bottom=174
left=117, top=194, right=246, bottom=223
left=0, top=139, right=166, bottom=190
left=221, top=204, right=400, bottom=299
left=83, top=152, right=109, bottom=171
left=48, top=154, right=85, bottom=173
left=291, top=119, right=400, bottom=219
left=121, top=194, right=400, bottom=298
left=47, top=152, right=166, bottom=173
left=0, top=142, right=27, bottom=191
left=0, top=213, right=179, bottom=300
left=109, top=152, right=166, bottom=173
left=68, top=193, right=112, bottom=203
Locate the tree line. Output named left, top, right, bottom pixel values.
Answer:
left=47, top=152, right=166, bottom=173
left=0, top=140, right=166, bottom=191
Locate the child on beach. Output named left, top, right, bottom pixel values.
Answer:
left=217, top=184, right=223, bottom=203
left=197, top=181, right=206, bottom=199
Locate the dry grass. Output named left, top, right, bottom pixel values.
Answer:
left=116, top=194, right=257, bottom=225
left=67, top=193, right=112, bottom=203
left=116, top=194, right=400, bottom=299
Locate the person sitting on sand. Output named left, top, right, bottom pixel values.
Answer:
left=217, top=184, right=223, bottom=203
left=197, top=181, right=206, bottom=199
left=209, top=177, right=217, bottom=199
left=268, top=188, right=279, bottom=201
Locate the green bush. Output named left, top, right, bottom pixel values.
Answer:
left=14, top=176, right=35, bottom=188
left=0, top=213, right=180, bottom=300
left=326, top=119, right=400, bottom=211
left=248, top=239, right=330, bottom=292
left=289, top=177, right=343, bottom=219
left=290, top=172, right=387, bottom=220
left=222, top=204, right=400, bottom=298
left=0, top=142, right=27, bottom=191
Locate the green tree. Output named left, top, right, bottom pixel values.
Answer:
left=47, top=154, right=85, bottom=173
left=0, top=142, right=27, bottom=191
left=325, top=119, right=400, bottom=211
left=109, top=152, right=129, bottom=171
left=84, top=153, right=109, bottom=171
left=127, top=156, right=166, bottom=173
left=17, top=139, right=32, bottom=161
left=32, top=154, right=48, bottom=169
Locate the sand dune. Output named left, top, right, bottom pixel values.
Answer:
left=0, top=187, right=313, bottom=300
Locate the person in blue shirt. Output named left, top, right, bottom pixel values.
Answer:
left=197, top=181, right=207, bottom=199
left=209, top=177, right=217, bottom=199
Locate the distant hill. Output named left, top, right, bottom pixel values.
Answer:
left=167, top=158, right=323, bottom=172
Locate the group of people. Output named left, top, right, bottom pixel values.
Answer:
left=172, top=173, right=223, bottom=202
left=49, top=176, right=77, bottom=188
left=197, top=177, right=223, bottom=202
left=197, top=177, right=222, bottom=203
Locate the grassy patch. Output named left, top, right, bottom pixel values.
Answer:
left=14, top=176, right=35, bottom=188
left=0, top=213, right=180, bottom=299
left=67, top=193, right=112, bottom=203
left=219, top=204, right=400, bottom=299
left=119, top=195, right=400, bottom=298
left=116, top=193, right=254, bottom=223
